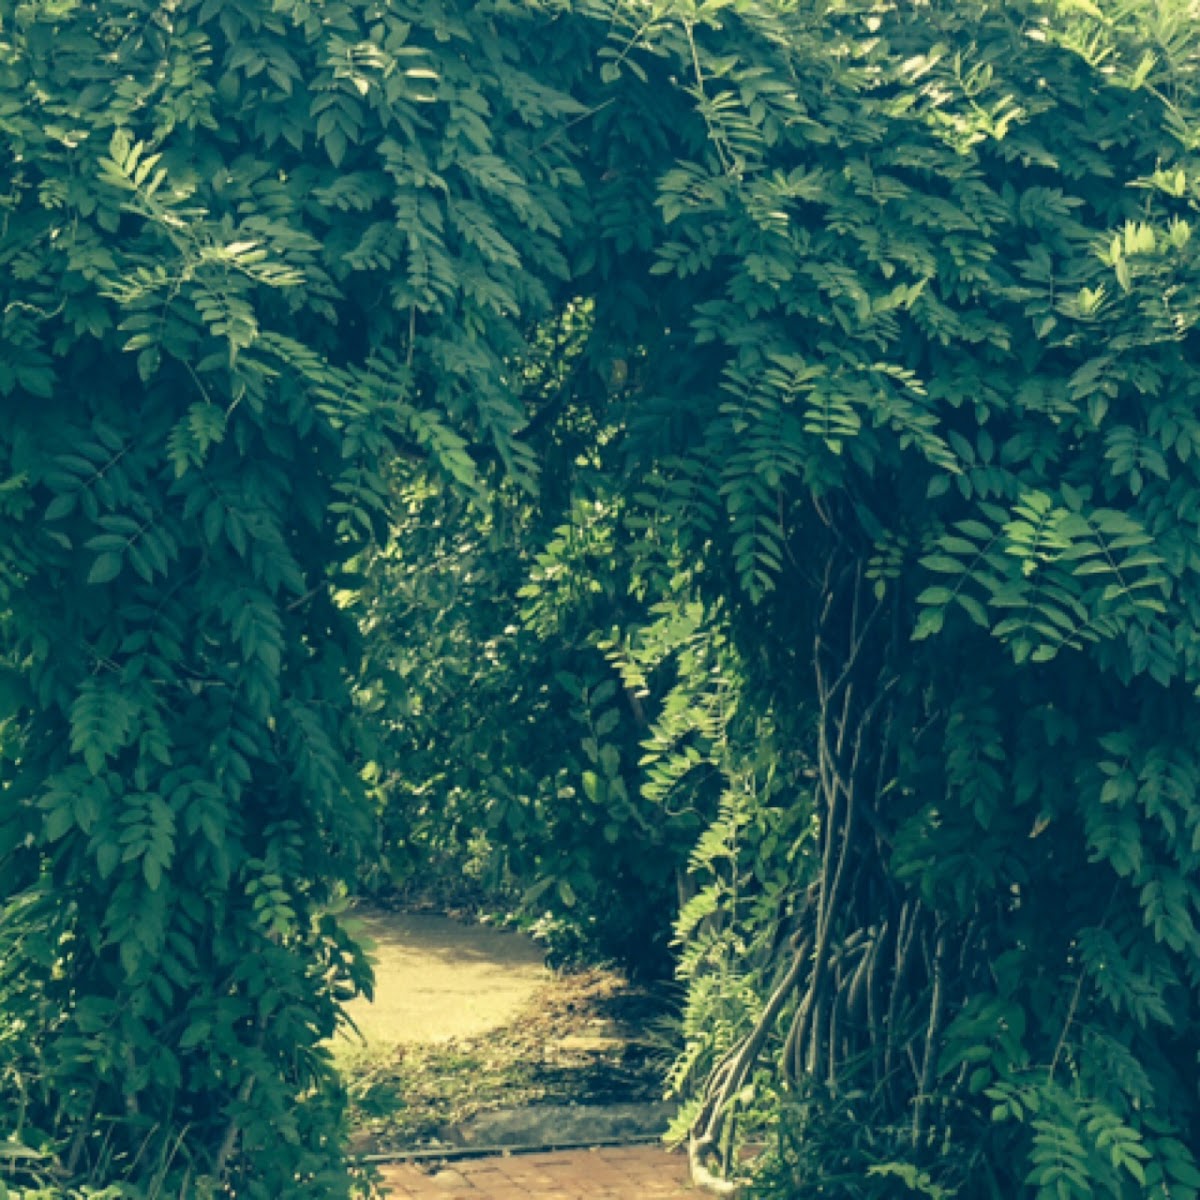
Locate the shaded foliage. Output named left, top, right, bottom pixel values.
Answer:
left=4, top=0, right=1200, bottom=1197
left=0, top=0, right=594, bottom=1193
left=368, top=0, right=1200, bottom=1194
left=571, top=2, right=1200, bottom=1196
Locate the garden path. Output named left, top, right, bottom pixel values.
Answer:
left=339, top=911, right=548, bottom=1048
left=343, top=910, right=697, bottom=1198
left=378, top=1145, right=696, bottom=1198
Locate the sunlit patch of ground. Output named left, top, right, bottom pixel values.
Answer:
left=333, top=909, right=549, bottom=1053
left=341, top=967, right=677, bottom=1155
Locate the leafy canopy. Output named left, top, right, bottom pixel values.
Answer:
left=4, top=1, right=1200, bottom=1198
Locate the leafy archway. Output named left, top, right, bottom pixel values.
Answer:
left=4, top=2, right=1200, bottom=1197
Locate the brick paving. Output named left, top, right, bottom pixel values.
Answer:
left=379, top=1145, right=697, bottom=1198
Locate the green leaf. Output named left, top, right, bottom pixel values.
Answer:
left=87, top=552, right=123, bottom=584
left=45, top=493, right=76, bottom=520
left=956, top=593, right=990, bottom=628
left=917, top=586, right=955, bottom=605
left=912, top=607, right=945, bottom=641
left=921, top=555, right=969, bottom=574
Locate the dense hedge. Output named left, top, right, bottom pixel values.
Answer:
left=4, top=1, right=1200, bottom=1197
left=579, top=3, right=1200, bottom=1195
left=0, top=0, right=590, bottom=1192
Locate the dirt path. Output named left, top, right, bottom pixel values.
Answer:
left=339, top=911, right=548, bottom=1049
left=339, top=911, right=695, bottom=1199
left=379, top=1145, right=696, bottom=1198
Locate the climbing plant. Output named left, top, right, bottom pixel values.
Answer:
left=5, top=0, right=1200, bottom=1196
left=357, top=0, right=1200, bottom=1194
left=350, top=302, right=706, bottom=972
left=579, top=1, right=1200, bottom=1195
left=0, top=0, right=593, bottom=1193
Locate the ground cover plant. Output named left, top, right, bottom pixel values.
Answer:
left=3, top=0, right=1200, bottom=1197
